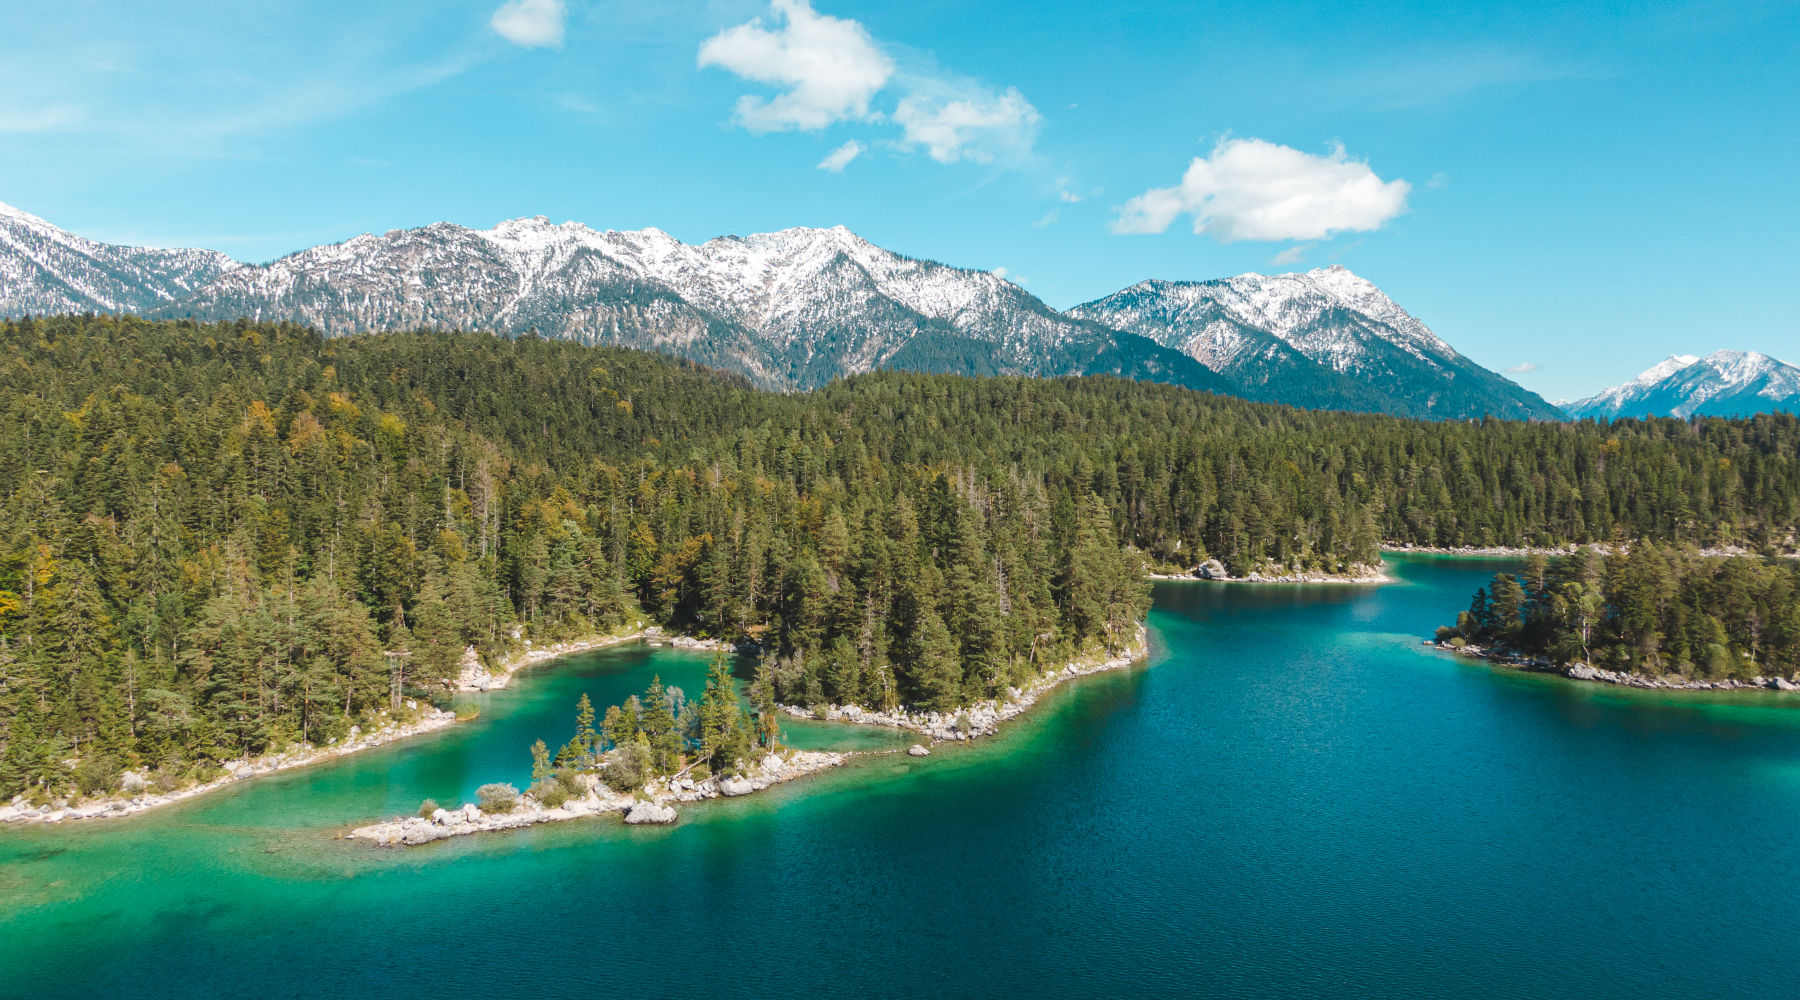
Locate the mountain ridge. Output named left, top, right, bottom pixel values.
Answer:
left=1070, top=268, right=1563, bottom=420
left=1, top=200, right=1553, bottom=418
left=1563, top=350, right=1800, bottom=419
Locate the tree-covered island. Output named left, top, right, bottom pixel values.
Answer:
left=1436, top=547, right=1800, bottom=685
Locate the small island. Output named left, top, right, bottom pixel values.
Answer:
left=1431, top=545, right=1800, bottom=690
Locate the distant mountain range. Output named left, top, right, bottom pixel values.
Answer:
left=1561, top=350, right=1800, bottom=419
left=0, top=199, right=1560, bottom=420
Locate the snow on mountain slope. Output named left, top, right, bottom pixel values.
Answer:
left=1564, top=350, right=1800, bottom=419
left=1, top=201, right=1536, bottom=415
left=1071, top=267, right=1562, bottom=420
left=142, top=214, right=1218, bottom=392
left=0, top=201, right=238, bottom=315
left=1559, top=355, right=1698, bottom=413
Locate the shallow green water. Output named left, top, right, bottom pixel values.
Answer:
left=4, top=556, right=1799, bottom=998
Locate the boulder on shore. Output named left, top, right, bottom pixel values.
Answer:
left=907, top=744, right=930, bottom=757
left=623, top=801, right=677, bottom=825
left=1197, top=558, right=1229, bottom=580
left=719, top=776, right=755, bottom=797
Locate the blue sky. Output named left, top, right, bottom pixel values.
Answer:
left=2, top=0, right=1795, bottom=401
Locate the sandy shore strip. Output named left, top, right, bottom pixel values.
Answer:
left=0, top=705, right=459, bottom=826
left=2, top=629, right=754, bottom=827
left=455, top=627, right=750, bottom=691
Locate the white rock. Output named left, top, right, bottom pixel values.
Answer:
left=624, top=801, right=678, bottom=825
left=719, top=776, right=754, bottom=797
left=760, top=753, right=785, bottom=773
left=907, top=744, right=930, bottom=757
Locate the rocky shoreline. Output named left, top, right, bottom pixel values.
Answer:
left=349, top=749, right=853, bottom=847
left=779, top=626, right=1150, bottom=741
left=354, top=626, right=1152, bottom=847
left=1149, top=558, right=1390, bottom=585
left=1430, top=640, right=1800, bottom=693
left=1385, top=542, right=1799, bottom=560
left=454, top=627, right=755, bottom=691
left=1384, top=543, right=1580, bottom=557
left=455, top=629, right=647, bottom=691
left=0, top=705, right=459, bottom=826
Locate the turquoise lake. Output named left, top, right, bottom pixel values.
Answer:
left=4, top=554, right=1800, bottom=998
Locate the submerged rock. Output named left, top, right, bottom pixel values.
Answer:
left=907, top=744, right=930, bottom=757
left=623, top=801, right=678, bottom=825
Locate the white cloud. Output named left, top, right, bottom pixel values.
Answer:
left=1504, top=361, right=1540, bottom=373
left=1055, top=177, right=1081, bottom=202
left=816, top=139, right=864, bottom=171
left=990, top=266, right=1026, bottom=285
left=1270, top=245, right=1309, bottom=266
left=697, top=2, right=1044, bottom=169
left=1112, top=137, right=1411, bottom=242
left=892, top=83, right=1039, bottom=164
left=1032, top=209, right=1059, bottom=228
left=490, top=0, right=566, bottom=48
left=698, top=0, right=893, bottom=132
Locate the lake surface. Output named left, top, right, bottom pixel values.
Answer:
left=5, top=555, right=1800, bottom=999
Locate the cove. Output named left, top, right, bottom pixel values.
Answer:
left=4, top=555, right=1800, bottom=999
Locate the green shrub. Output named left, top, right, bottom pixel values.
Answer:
left=1448, top=637, right=1467, bottom=649
left=476, top=783, right=520, bottom=813
left=599, top=743, right=651, bottom=793
left=417, top=798, right=440, bottom=818
left=74, top=755, right=119, bottom=797
left=528, top=780, right=569, bottom=808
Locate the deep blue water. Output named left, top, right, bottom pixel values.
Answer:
left=3, top=555, right=1799, bottom=999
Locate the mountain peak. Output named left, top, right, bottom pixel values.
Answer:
left=1068, top=267, right=1560, bottom=421
left=0, top=200, right=50, bottom=226
left=1565, top=349, right=1799, bottom=419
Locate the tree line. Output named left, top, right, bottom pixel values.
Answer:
left=1439, top=547, right=1800, bottom=678
left=1, top=315, right=1797, bottom=798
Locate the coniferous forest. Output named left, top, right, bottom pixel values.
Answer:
left=3, top=315, right=1800, bottom=797
left=1440, top=547, right=1800, bottom=679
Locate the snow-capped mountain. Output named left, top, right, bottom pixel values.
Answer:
left=1562, top=351, right=1800, bottom=419
left=0, top=201, right=1558, bottom=418
left=139, top=214, right=1222, bottom=392
left=1070, top=267, right=1563, bottom=420
left=0, top=201, right=238, bottom=314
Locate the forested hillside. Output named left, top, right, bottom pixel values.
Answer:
left=3, top=315, right=1799, bottom=798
